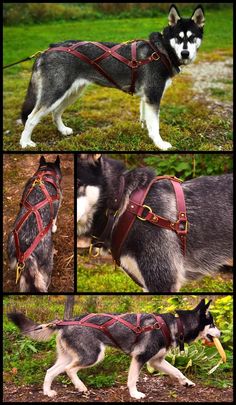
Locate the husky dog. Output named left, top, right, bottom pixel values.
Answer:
left=7, top=155, right=62, bottom=292
left=8, top=299, right=221, bottom=399
left=77, top=154, right=233, bottom=292
left=20, top=5, right=204, bottom=149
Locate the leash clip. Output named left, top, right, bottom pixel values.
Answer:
left=15, top=262, right=25, bottom=284
left=89, top=243, right=100, bottom=258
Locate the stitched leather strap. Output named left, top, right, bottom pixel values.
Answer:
left=111, top=176, right=187, bottom=264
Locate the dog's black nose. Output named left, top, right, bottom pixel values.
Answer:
left=181, top=50, right=190, bottom=59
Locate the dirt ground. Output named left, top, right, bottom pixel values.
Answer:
left=3, top=154, right=75, bottom=292
left=3, top=375, right=233, bottom=403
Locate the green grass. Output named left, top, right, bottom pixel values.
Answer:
left=3, top=7, right=233, bottom=151
left=78, top=254, right=232, bottom=293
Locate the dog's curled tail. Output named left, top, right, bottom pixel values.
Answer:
left=7, top=312, right=57, bottom=341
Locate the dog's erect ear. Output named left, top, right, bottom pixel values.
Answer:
left=191, top=5, right=205, bottom=28
left=194, top=299, right=212, bottom=312
left=39, top=156, right=46, bottom=166
left=204, top=300, right=212, bottom=312
left=168, top=5, right=181, bottom=26
left=55, top=155, right=60, bottom=167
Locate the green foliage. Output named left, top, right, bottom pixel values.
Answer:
left=210, top=296, right=233, bottom=349
left=143, top=154, right=233, bottom=180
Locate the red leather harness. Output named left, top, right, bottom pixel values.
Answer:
left=13, top=167, right=61, bottom=283
left=46, top=40, right=173, bottom=95
left=92, top=175, right=188, bottom=265
left=111, top=175, right=188, bottom=263
left=52, top=313, right=179, bottom=349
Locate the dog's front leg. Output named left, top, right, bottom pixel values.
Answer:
left=150, top=358, right=195, bottom=387
left=144, top=100, right=172, bottom=150
left=139, top=99, right=146, bottom=128
left=127, top=356, right=146, bottom=399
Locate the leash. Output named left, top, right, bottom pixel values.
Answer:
left=3, top=51, right=45, bottom=69
left=13, top=167, right=61, bottom=284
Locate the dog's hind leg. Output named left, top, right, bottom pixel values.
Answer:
left=149, top=357, right=195, bottom=387
left=20, top=107, right=48, bottom=148
left=52, top=80, right=89, bottom=135
left=65, top=361, right=88, bottom=393
left=127, top=356, right=146, bottom=399
left=43, top=351, right=72, bottom=397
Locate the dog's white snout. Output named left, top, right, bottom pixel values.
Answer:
left=208, top=326, right=221, bottom=339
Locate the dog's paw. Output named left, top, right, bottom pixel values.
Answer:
left=20, top=140, right=36, bottom=148
left=44, top=389, right=57, bottom=397
left=60, top=126, right=73, bottom=136
left=156, top=141, right=173, bottom=150
left=182, top=378, right=195, bottom=387
left=130, top=390, right=146, bottom=399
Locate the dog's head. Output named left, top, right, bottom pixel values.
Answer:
left=163, top=4, right=205, bottom=65
left=38, top=155, right=62, bottom=181
left=176, top=299, right=221, bottom=343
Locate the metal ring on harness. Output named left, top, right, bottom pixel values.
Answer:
left=151, top=52, right=160, bottom=61
left=137, top=205, right=152, bottom=221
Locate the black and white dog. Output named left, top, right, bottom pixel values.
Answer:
left=20, top=5, right=204, bottom=149
left=8, top=299, right=221, bottom=399
left=77, top=154, right=233, bottom=292
left=7, top=156, right=62, bottom=292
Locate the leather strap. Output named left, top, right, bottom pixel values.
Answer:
left=111, top=176, right=187, bottom=264
left=13, top=169, right=61, bottom=267
left=46, top=39, right=173, bottom=95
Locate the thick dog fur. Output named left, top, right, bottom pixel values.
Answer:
left=7, top=156, right=62, bottom=292
left=77, top=154, right=233, bottom=292
left=20, top=5, right=204, bottom=149
left=8, top=299, right=221, bottom=399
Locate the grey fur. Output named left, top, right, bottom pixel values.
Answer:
left=77, top=155, right=233, bottom=292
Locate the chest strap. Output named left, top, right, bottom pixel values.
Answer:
left=13, top=168, right=61, bottom=283
left=111, top=175, right=187, bottom=264
left=46, top=39, right=173, bottom=95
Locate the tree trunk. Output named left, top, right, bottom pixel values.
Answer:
left=64, top=296, right=75, bottom=319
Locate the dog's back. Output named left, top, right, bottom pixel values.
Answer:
left=7, top=158, right=62, bottom=292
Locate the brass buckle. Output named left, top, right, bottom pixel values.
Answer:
left=32, top=178, right=44, bottom=187
left=137, top=205, right=152, bottom=221
left=15, top=262, right=25, bottom=284
left=177, top=214, right=188, bottom=235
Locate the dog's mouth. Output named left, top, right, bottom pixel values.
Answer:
left=206, top=334, right=214, bottom=342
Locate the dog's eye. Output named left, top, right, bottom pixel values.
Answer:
left=188, top=35, right=196, bottom=43
left=176, top=37, right=183, bottom=44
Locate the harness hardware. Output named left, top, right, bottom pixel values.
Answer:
left=137, top=204, right=152, bottom=221
left=15, top=262, right=25, bottom=284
